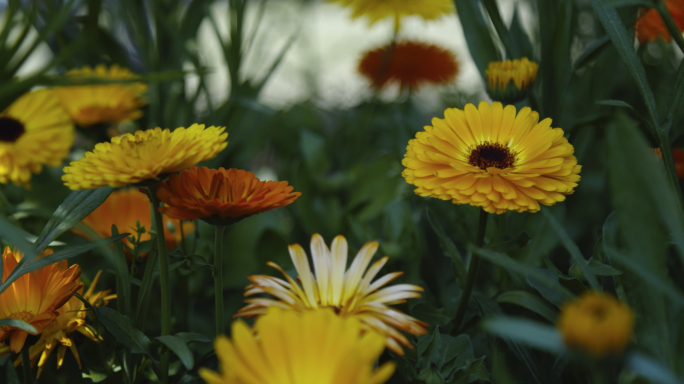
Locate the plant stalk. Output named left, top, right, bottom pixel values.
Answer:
left=21, top=346, right=32, bottom=384
left=214, top=225, right=226, bottom=335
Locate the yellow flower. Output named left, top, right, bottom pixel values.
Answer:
left=557, top=291, right=634, bottom=357
left=0, top=247, right=83, bottom=353
left=235, top=234, right=427, bottom=355
left=485, top=58, right=539, bottom=104
left=54, top=64, right=147, bottom=127
left=16, top=271, right=116, bottom=378
left=0, top=89, right=75, bottom=187
left=331, top=0, right=453, bottom=26
left=402, top=101, right=581, bottom=214
left=62, top=124, right=228, bottom=190
left=200, top=307, right=395, bottom=384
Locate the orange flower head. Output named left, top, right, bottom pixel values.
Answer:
left=72, top=188, right=194, bottom=255
left=0, top=247, right=83, bottom=353
left=636, top=0, right=684, bottom=43
left=156, top=166, right=301, bottom=226
left=358, top=41, right=459, bottom=91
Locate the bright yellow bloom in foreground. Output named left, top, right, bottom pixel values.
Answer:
left=486, top=58, right=539, bottom=104
left=557, top=291, right=634, bottom=357
left=0, top=90, right=74, bottom=187
left=16, top=271, right=116, bottom=378
left=62, top=124, right=228, bottom=189
left=402, top=101, right=581, bottom=214
left=200, top=307, right=395, bottom=384
left=235, top=234, right=427, bottom=355
left=331, top=0, right=453, bottom=25
left=54, top=64, right=147, bottom=127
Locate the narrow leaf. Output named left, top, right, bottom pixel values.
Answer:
left=427, top=209, right=466, bottom=288
left=156, top=335, right=194, bottom=370
left=483, top=316, right=565, bottom=353
left=626, top=352, right=680, bottom=384
left=496, top=291, right=557, bottom=322
left=0, top=318, right=37, bottom=334
left=174, top=332, right=211, bottom=344
left=96, top=307, right=152, bottom=355
left=454, top=0, right=500, bottom=80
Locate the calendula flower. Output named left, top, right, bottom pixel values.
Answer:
left=402, top=101, right=581, bottom=214
left=16, top=271, right=115, bottom=378
left=636, top=0, right=684, bottom=43
left=235, top=234, right=427, bottom=355
left=0, top=90, right=75, bottom=187
left=485, top=58, right=539, bottom=104
left=156, top=167, right=301, bottom=226
left=72, top=189, right=194, bottom=254
left=0, top=247, right=82, bottom=353
left=557, top=291, right=634, bottom=357
left=62, top=124, right=228, bottom=190
left=200, top=307, right=395, bottom=384
left=358, top=41, right=459, bottom=91
left=54, top=64, right=147, bottom=127
left=331, top=0, right=453, bottom=26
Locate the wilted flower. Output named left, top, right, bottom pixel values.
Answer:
left=485, top=58, right=538, bottom=104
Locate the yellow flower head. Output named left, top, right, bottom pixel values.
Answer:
left=402, top=101, right=581, bottom=214
left=0, top=90, right=75, bottom=187
left=16, top=271, right=116, bottom=378
left=54, top=64, right=147, bottom=127
left=235, top=234, right=427, bottom=355
left=331, top=0, right=453, bottom=26
left=557, top=291, right=634, bottom=357
left=485, top=58, right=539, bottom=104
left=200, top=307, right=395, bottom=384
left=0, top=247, right=83, bottom=353
left=62, top=124, right=228, bottom=190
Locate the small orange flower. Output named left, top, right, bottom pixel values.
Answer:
left=651, top=147, right=684, bottom=179
left=358, top=41, right=459, bottom=91
left=636, top=0, right=684, bottom=43
left=72, top=189, right=194, bottom=254
left=156, top=166, right=301, bottom=226
left=0, top=248, right=82, bottom=353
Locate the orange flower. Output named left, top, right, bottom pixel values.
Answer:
left=73, top=189, right=194, bottom=254
left=636, top=0, right=684, bottom=43
left=156, top=166, right=301, bottom=226
left=358, top=41, right=458, bottom=91
left=0, top=247, right=82, bottom=353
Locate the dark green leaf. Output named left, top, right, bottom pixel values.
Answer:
left=485, top=233, right=531, bottom=253
left=451, top=356, right=490, bottom=384
left=588, top=259, right=622, bottom=276
left=508, top=6, right=534, bottom=59
left=481, top=0, right=519, bottom=58
left=596, top=99, right=656, bottom=138
left=156, top=335, right=194, bottom=370
left=626, top=352, right=679, bottom=384
left=5, top=361, right=19, bottom=384
left=411, top=303, right=453, bottom=327
left=427, top=209, right=466, bottom=288
left=111, top=226, right=131, bottom=317
left=0, top=217, right=36, bottom=258
left=96, top=307, right=152, bottom=355
left=453, top=0, right=500, bottom=80
left=525, top=269, right=569, bottom=307
left=0, top=318, right=37, bottom=334
left=483, top=316, right=565, bottom=353
left=496, top=291, right=557, bottom=322
left=174, top=332, right=211, bottom=344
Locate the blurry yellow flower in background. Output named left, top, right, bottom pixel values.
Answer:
left=0, top=90, right=75, bottom=187
left=486, top=58, right=538, bottom=104
left=235, top=234, right=427, bottom=355
left=62, top=124, right=228, bottom=190
left=557, top=291, right=634, bottom=357
left=54, top=64, right=147, bottom=127
left=200, top=307, right=395, bottom=384
left=331, top=0, right=453, bottom=27
left=16, top=271, right=116, bottom=378
left=0, top=247, right=82, bottom=353
left=402, top=101, right=581, bottom=214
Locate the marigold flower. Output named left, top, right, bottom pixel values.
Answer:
left=402, top=101, right=581, bottom=214
left=201, top=307, right=395, bottom=384
left=235, top=234, right=427, bottom=355
left=358, top=41, right=459, bottom=91
left=0, top=90, right=75, bottom=187
left=62, top=124, right=228, bottom=190
left=331, top=0, right=453, bottom=26
left=557, top=291, right=634, bottom=357
left=0, top=247, right=82, bottom=353
left=72, top=189, right=194, bottom=253
left=54, top=64, right=147, bottom=127
left=156, top=166, right=301, bottom=226
left=16, top=271, right=115, bottom=378
left=486, top=58, right=539, bottom=104
left=636, top=0, right=684, bottom=43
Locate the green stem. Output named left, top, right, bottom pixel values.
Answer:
left=214, top=225, right=226, bottom=335
left=451, top=209, right=489, bottom=334
left=148, top=184, right=170, bottom=384
left=21, top=346, right=33, bottom=384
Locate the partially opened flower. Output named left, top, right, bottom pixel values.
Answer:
left=558, top=291, right=634, bottom=357
left=0, top=247, right=82, bottom=353
left=54, top=64, right=147, bottom=127
left=156, top=167, right=301, bottom=226
left=402, top=101, right=581, bottom=214
left=0, top=89, right=74, bottom=187
left=636, top=0, right=684, bottom=43
left=72, top=189, right=194, bottom=254
left=200, top=307, right=395, bottom=384
left=16, top=271, right=116, bottom=378
left=486, top=58, right=539, bottom=104
left=235, top=234, right=427, bottom=355
left=62, top=124, right=228, bottom=190
left=331, top=0, right=453, bottom=26
left=358, top=41, right=459, bottom=91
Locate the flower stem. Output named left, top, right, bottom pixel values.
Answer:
left=451, top=209, right=489, bottom=334
left=148, top=184, right=170, bottom=384
left=214, top=225, right=226, bottom=335
left=21, top=345, right=32, bottom=384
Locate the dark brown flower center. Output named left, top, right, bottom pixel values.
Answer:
left=468, top=141, right=516, bottom=170
left=0, top=117, right=25, bottom=143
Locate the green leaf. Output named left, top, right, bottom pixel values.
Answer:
left=483, top=316, right=565, bottom=353
left=453, top=0, right=500, bottom=80
left=299, top=130, right=330, bottom=176
left=111, top=226, right=131, bottom=317
left=481, top=0, right=519, bottom=58
left=411, top=303, right=453, bottom=327
left=0, top=318, right=37, bottom=334
left=452, top=356, right=490, bottom=384
left=496, top=291, right=557, bottom=322
left=626, top=353, right=680, bottom=384
left=5, top=361, right=19, bottom=384
left=0, top=217, right=37, bottom=258
left=156, top=335, right=194, bottom=370
left=95, top=307, right=152, bottom=355
left=485, top=233, right=531, bottom=253
left=588, top=259, right=622, bottom=276
left=525, top=269, right=570, bottom=307
left=596, top=99, right=656, bottom=138
left=174, top=332, right=211, bottom=344
left=427, top=209, right=466, bottom=288
left=508, top=6, right=534, bottom=59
